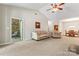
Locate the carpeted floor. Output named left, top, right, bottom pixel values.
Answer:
left=0, top=36, right=79, bottom=56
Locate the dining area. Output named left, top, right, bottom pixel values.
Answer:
left=65, top=30, right=79, bottom=37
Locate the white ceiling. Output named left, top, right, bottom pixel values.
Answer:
left=2, top=3, right=48, bottom=10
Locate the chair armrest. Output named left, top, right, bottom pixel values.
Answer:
left=32, top=32, right=38, bottom=40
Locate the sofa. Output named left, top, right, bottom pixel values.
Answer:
left=51, top=31, right=61, bottom=38
left=32, top=31, right=51, bottom=40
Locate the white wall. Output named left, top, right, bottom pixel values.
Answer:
left=0, top=4, right=48, bottom=44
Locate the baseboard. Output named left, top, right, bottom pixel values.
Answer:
left=0, top=41, right=14, bottom=46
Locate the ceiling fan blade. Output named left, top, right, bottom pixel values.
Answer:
left=59, top=3, right=65, bottom=6
left=58, top=8, right=63, bottom=10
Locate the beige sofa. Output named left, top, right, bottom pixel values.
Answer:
left=32, top=31, right=50, bottom=40
left=51, top=31, right=61, bottom=38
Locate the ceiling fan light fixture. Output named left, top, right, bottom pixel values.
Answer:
left=53, top=8, right=59, bottom=12
left=48, top=3, right=65, bottom=12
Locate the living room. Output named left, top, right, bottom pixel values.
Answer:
left=0, top=3, right=79, bottom=56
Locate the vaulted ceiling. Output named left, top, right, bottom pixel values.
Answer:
left=1, top=3, right=79, bottom=21
left=39, top=3, right=79, bottom=21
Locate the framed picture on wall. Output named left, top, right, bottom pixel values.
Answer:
left=54, top=25, right=58, bottom=31
left=35, top=22, right=40, bottom=29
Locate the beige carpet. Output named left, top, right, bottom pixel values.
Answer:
left=0, top=36, right=79, bottom=56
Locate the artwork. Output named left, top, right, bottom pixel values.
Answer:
left=35, top=22, right=40, bottom=29
left=12, top=18, right=21, bottom=38
left=54, top=25, right=58, bottom=31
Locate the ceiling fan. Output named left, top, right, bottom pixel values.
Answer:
left=47, top=3, right=65, bottom=13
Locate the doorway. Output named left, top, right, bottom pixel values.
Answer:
left=11, top=18, right=23, bottom=42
